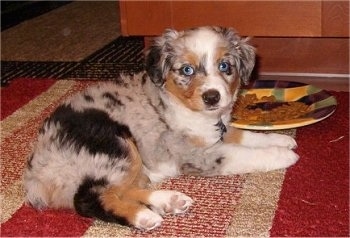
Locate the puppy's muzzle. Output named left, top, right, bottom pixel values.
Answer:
left=202, top=89, right=221, bottom=106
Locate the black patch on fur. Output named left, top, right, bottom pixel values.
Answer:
left=145, top=45, right=163, bottom=86
left=216, top=157, right=225, bottom=164
left=27, top=153, right=34, bottom=169
left=84, top=94, right=94, bottom=102
left=141, top=73, right=148, bottom=85
left=102, top=92, right=123, bottom=107
left=227, top=65, right=233, bottom=76
left=74, top=177, right=129, bottom=225
left=180, top=163, right=203, bottom=176
left=38, top=127, right=45, bottom=134
left=38, top=118, right=49, bottom=134
left=49, top=104, right=132, bottom=157
left=215, top=119, right=227, bottom=141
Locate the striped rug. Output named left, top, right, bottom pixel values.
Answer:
left=1, top=36, right=144, bottom=86
left=1, top=78, right=349, bottom=236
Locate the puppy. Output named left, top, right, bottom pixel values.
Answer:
left=24, top=26, right=299, bottom=231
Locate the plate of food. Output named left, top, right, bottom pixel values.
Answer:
left=230, top=80, right=337, bottom=130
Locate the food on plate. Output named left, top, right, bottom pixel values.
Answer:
left=232, top=93, right=310, bottom=122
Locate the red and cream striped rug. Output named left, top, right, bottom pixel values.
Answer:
left=1, top=78, right=348, bottom=237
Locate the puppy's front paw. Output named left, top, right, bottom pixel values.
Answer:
left=148, top=190, right=194, bottom=216
left=134, top=208, right=163, bottom=231
left=267, top=133, right=297, bottom=149
left=264, top=147, right=299, bottom=171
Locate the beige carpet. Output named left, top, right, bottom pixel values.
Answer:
left=1, top=1, right=120, bottom=62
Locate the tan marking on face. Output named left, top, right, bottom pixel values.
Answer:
left=223, top=127, right=244, bottom=144
left=164, top=49, right=207, bottom=111
left=182, top=51, right=199, bottom=65
left=165, top=73, right=205, bottom=111
left=230, top=75, right=241, bottom=95
left=215, top=46, right=228, bottom=62
left=214, top=46, right=241, bottom=99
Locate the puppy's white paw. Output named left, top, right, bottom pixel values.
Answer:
left=263, top=146, right=299, bottom=171
left=134, top=208, right=163, bottom=231
left=148, top=190, right=194, bottom=216
left=267, top=133, right=297, bottom=149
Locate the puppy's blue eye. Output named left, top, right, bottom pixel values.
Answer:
left=219, top=62, right=230, bottom=72
left=181, top=65, right=195, bottom=76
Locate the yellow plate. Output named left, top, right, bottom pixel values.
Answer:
left=230, top=80, right=337, bottom=130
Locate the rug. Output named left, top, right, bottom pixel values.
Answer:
left=1, top=78, right=349, bottom=237
left=1, top=36, right=144, bottom=86
left=1, top=1, right=72, bottom=31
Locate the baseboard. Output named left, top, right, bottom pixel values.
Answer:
left=251, top=37, right=349, bottom=75
left=258, top=73, right=349, bottom=92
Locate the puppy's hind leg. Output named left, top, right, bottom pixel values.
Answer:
left=75, top=137, right=192, bottom=230
left=120, top=138, right=194, bottom=226
left=102, top=186, right=164, bottom=231
left=74, top=179, right=164, bottom=231
left=75, top=183, right=193, bottom=231
left=74, top=138, right=165, bottom=231
left=124, top=188, right=194, bottom=216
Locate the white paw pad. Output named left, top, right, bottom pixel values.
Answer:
left=148, top=190, right=194, bottom=215
left=134, top=208, right=163, bottom=231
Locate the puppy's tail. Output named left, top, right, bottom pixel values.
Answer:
left=73, top=176, right=130, bottom=225
left=73, top=138, right=147, bottom=226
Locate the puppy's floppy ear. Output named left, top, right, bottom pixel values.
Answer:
left=221, top=27, right=256, bottom=85
left=236, top=37, right=256, bottom=85
left=145, top=44, right=163, bottom=86
left=145, top=29, right=179, bottom=87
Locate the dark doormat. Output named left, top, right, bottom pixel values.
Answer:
left=1, top=36, right=145, bottom=86
left=1, top=1, right=73, bottom=31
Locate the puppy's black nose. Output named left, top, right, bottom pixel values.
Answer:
left=202, top=89, right=220, bottom=106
